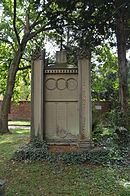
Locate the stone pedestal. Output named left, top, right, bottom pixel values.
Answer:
left=78, top=49, right=92, bottom=148
left=56, top=49, right=67, bottom=64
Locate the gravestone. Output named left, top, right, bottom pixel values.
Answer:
left=31, top=48, right=92, bottom=149
left=0, top=180, right=6, bottom=196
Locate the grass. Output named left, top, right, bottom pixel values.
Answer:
left=8, top=120, right=30, bottom=126
left=0, top=129, right=130, bottom=196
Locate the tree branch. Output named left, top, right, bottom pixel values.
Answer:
left=27, top=23, right=51, bottom=41
left=17, top=17, right=25, bottom=26
left=30, top=19, right=45, bottom=31
left=13, top=0, right=20, bottom=45
left=30, top=11, right=43, bottom=30
left=21, top=57, right=31, bottom=62
left=18, top=65, right=31, bottom=70
left=30, top=1, right=52, bottom=30
left=0, top=38, right=16, bottom=52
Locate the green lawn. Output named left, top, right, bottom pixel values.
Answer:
left=8, top=120, right=30, bottom=126
left=0, top=129, right=129, bottom=196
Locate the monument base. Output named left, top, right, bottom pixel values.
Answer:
left=48, top=144, right=80, bottom=152
left=47, top=140, right=91, bottom=152
left=79, top=141, right=91, bottom=150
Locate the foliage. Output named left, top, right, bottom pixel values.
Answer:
left=68, top=0, right=130, bottom=116
left=0, top=42, right=11, bottom=95
left=98, top=132, right=129, bottom=166
left=107, top=106, right=130, bottom=132
left=91, top=44, right=118, bottom=102
left=0, top=0, right=82, bottom=132
left=13, top=135, right=129, bottom=167
left=92, top=107, right=130, bottom=166
left=13, top=137, right=48, bottom=161
left=0, top=0, right=129, bottom=132
left=92, top=120, right=106, bottom=141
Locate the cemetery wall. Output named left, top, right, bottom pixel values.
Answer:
left=0, top=100, right=111, bottom=121
left=0, top=100, right=31, bottom=121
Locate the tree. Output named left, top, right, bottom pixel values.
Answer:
left=0, top=0, right=77, bottom=133
left=91, top=44, right=118, bottom=102
left=69, top=0, right=130, bottom=122
left=0, top=40, right=31, bottom=102
left=114, top=0, right=130, bottom=116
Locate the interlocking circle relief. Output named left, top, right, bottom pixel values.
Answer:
left=67, top=78, right=78, bottom=90
left=56, top=78, right=66, bottom=90
left=45, top=78, right=78, bottom=90
left=45, top=78, right=56, bottom=90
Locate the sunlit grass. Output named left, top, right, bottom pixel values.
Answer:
left=0, top=129, right=30, bottom=160
left=8, top=121, right=30, bottom=126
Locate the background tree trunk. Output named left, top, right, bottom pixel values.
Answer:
left=116, top=8, right=129, bottom=117
left=0, top=48, right=24, bottom=133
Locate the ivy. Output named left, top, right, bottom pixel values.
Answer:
left=13, top=136, right=129, bottom=167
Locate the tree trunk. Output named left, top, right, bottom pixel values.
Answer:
left=0, top=48, right=24, bottom=133
left=116, top=8, right=129, bottom=117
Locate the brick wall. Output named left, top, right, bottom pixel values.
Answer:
left=0, top=100, right=31, bottom=121
left=0, top=100, right=111, bottom=121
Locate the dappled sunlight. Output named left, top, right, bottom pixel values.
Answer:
left=0, top=129, right=30, bottom=144
left=0, top=138, right=14, bottom=144
left=0, top=129, right=30, bottom=160
left=8, top=121, right=30, bottom=126
left=118, top=179, right=130, bottom=189
left=11, top=129, right=30, bottom=134
left=105, top=167, right=130, bottom=193
left=0, top=135, right=17, bottom=144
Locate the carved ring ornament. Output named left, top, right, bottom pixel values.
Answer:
left=57, top=78, right=66, bottom=90
left=67, top=78, right=78, bottom=90
left=45, top=78, right=56, bottom=90
left=45, top=78, right=78, bottom=91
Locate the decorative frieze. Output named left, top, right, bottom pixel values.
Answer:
left=44, top=68, right=78, bottom=74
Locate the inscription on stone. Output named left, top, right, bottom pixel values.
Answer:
left=81, top=81, right=86, bottom=138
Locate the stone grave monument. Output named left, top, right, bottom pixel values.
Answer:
left=31, top=48, right=92, bottom=149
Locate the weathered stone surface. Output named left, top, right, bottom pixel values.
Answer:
left=56, top=50, right=67, bottom=64
left=31, top=46, right=44, bottom=60
left=77, top=47, right=90, bottom=60
left=31, top=49, right=92, bottom=149
left=0, top=180, right=6, bottom=196
left=44, top=71, right=79, bottom=142
left=78, top=53, right=92, bottom=144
